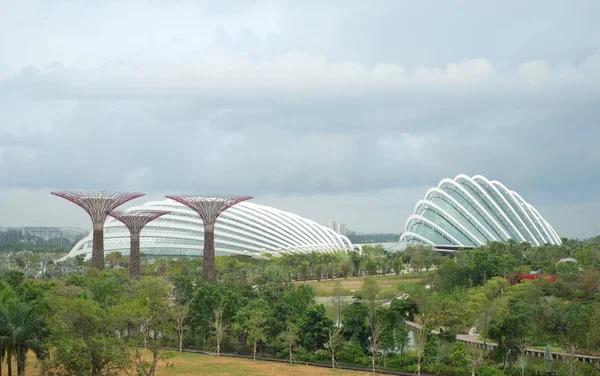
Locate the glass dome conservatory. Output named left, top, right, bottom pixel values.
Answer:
left=64, top=199, right=353, bottom=260
left=400, top=174, right=561, bottom=248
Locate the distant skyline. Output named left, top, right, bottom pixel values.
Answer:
left=1, top=1, right=599, bottom=239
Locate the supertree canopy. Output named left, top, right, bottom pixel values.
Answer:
left=165, top=195, right=252, bottom=282
left=109, top=209, right=170, bottom=279
left=51, top=191, right=144, bottom=270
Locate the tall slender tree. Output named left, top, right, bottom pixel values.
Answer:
left=0, top=300, right=47, bottom=376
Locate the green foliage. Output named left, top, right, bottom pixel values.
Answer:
left=341, top=302, right=370, bottom=350
left=0, top=242, right=72, bottom=254
left=389, top=296, right=419, bottom=322
left=1, top=238, right=600, bottom=375
left=423, top=327, right=438, bottom=364
left=5, top=270, right=25, bottom=290
left=488, top=298, right=535, bottom=361
left=0, top=298, right=48, bottom=376
left=394, top=324, right=411, bottom=355
left=337, top=338, right=367, bottom=363
left=298, top=304, right=333, bottom=352
left=449, top=341, right=469, bottom=367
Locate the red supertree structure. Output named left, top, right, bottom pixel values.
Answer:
left=109, top=209, right=170, bottom=280
left=165, top=195, right=252, bottom=282
left=51, top=191, right=145, bottom=270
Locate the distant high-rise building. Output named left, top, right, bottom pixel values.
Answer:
left=328, top=220, right=347, bottom=235
left=0, top=226, right=88, bottom=245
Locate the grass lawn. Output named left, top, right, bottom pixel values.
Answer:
left=24, top=351, right=369, bottom=376
left=304, top=273, right=429, bottom=298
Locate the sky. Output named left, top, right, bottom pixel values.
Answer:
left=0, top=0, right=599, bottom=238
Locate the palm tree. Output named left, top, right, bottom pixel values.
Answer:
left=0, top=325, right=6, bottom=376
left=0, top=287, right=18, bottom=376
left=0, top=300, right=48, bottom=376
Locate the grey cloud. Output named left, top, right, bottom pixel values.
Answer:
left=0, top=51, right=598, bottom=201
left=1, top=0, right=599, bottom=238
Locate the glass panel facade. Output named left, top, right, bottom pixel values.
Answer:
left=428, top=195, right=489, bottom=242
left=408, top=220, right=455, bottom=245
left=67, top=199, right=352, bottom=261
left=402, top=175, right=561, bottom=248
left=419, top=208, right=476, bottom=246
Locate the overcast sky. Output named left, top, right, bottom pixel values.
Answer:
left=1, top=0, right=599, bottom=238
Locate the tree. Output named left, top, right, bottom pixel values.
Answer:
left=332, top=281, right=344, bottom=326
left=210, top=307, right=228, bottom=356
left=278, top=324, right=299, bottom=365
left=364, top=259, right=378, bottom=276
left=171, top=303, right=189, bottom=353
left=44, top=283, right=131, bottom=376
left=389, top=297, right=419, bottom=322
left=247, top=309, right=267, bottom=361
left=561, top=345, right=585, bottom=376
left=327, top=326, right=343, bottom=369
left=339, top=260, right=352, bottom=279
left=488, top=298, right=534, bottom=369
left=450, top=341, right=469, bottom=367
left=126, top=277, right=179, bottom=376
left=394, top=324, right=410, bottom=355
left=391, top=255, right=404, bottom=275
left=350, top=251, right=362, bottom=277
left=406, top=245, right=433, bottom=272
left=341, top=302, right=370, bottom=350
left=370, top=318, right=385, bottom=375
left=298, top=304, right=334, bottom=352
left=515, top=340, right=528, bottom=376
left=414, top=314, right=434, bottom=376
left=0, top=300, right=48, bottom=376
left=376, top=307, right=397, bottom=368
left=361, top=277, right=380, bottom=325
left=467, top=344, right=486, bottom=376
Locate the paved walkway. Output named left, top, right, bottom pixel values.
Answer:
left=405, top=321, right=600, bottom=363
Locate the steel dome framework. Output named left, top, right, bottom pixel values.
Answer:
left=65, top=199, right=353, bottom=260
left=400, top=174, right=561, bottom=248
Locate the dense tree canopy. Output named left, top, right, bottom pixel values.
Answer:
left=0, top=236, right=599, bottom=375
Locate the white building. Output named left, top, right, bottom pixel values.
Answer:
left=328, top=220, right=347, bottom=236
left=400, top=174, right=561, bottom=248
left=64, top=199, right=354, bottom=260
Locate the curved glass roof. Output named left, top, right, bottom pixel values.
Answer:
left=64, top=199, right=353, bottom=260
left=400, top=174, right=561, bottom=247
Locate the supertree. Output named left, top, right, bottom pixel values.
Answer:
left=165, top=195, right=252, bottom=282
left=109, top=209, right=170, bottom=279
left=51, top=191, right=145, bottom=270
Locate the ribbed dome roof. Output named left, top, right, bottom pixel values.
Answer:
left=400, top=174, right=560, bottom=247
left=65, top=199, right=353, bottom=260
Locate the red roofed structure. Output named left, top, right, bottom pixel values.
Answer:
left=509, top=273, right=558, bottom=285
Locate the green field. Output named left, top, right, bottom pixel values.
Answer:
left=301, top=273, right=429, bottom=299
left=25, top=351, right=369, bottom=376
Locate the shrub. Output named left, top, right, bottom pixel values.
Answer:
left=424, top=363, right=470, bottom=376
left=387, top=354, right=418, bottom=368
left=294, top=346, right=311, bottom=361
left=311, top=349, right=329, bottom=362
left=449, top=342, right=469, bottom=367
left=337, top=339, right=365, bottom=363
left=476, top=366, right=505, bottom=376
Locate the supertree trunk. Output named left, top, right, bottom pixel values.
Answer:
left=129, top=232, right=141, bottom=280
left=92, top=227, right=105, bottom=270
left=51, top=191, right=145, bottom=271
left=109, top=209, right=170, bottom=280
left=202, top=224, right=216, bottom=282
left=164, top=195, right=252, bottom=283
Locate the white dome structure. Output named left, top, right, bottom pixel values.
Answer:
left=400, top=174, right=561, bottom=248
left=65, top=199, right=353, bottom=260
